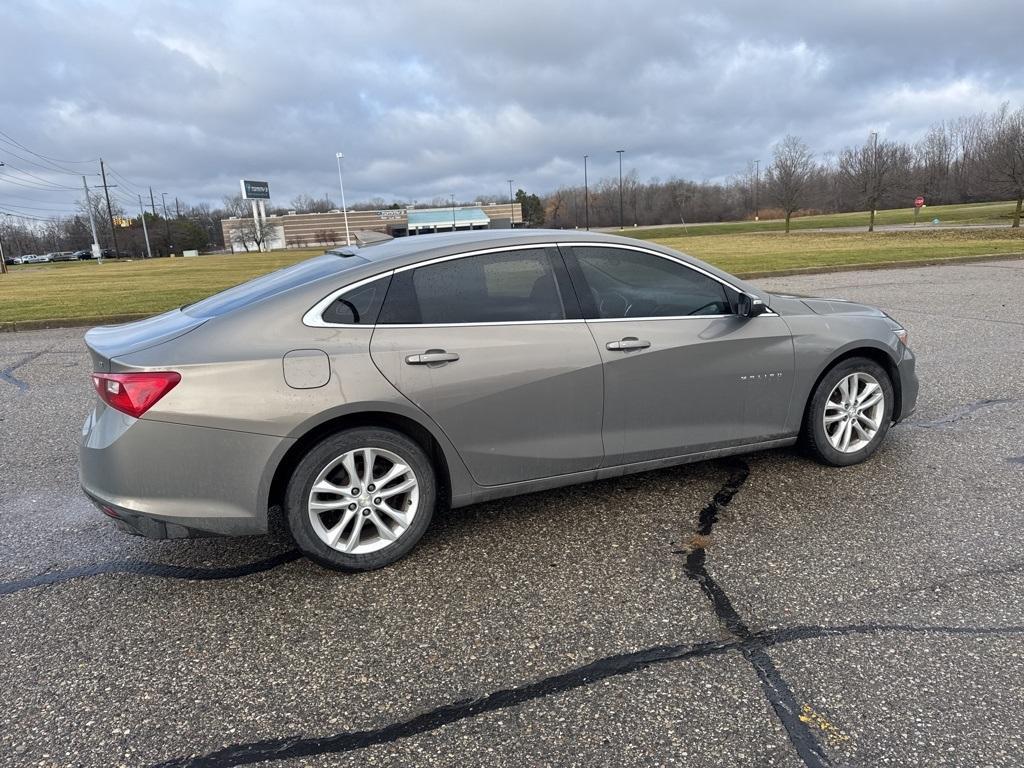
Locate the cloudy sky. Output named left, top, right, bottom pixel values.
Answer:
left=2, top=0, right=1022, bottom=218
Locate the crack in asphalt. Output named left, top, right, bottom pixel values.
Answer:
left=146, top=621, right=1024, bottom=768
left=145, top=459, right=1024, bottom=768
left=906, top=398, right=1021, bottom=428
left=680, top=459, right=829, bottom=767
left=0, top=348, right=48, bottom=392
left=0, top=550, right=301, bottom=596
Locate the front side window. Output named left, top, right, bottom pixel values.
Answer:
left=379, top=249, right=567, bottom=324
left=571, top=247, right=731, bottom=319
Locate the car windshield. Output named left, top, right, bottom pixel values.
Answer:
left=183, top=254, right=367, bottom=318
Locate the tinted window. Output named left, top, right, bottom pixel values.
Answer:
left=572, top=247, right=731, bottom=318
left=379, top=249, right=566, bottom=324
left=184, top=254, right=368, bottom=318
left=321, top=275, right=391, bottom=325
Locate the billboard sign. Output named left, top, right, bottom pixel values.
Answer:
left=240, top=179, right=271, bottom=200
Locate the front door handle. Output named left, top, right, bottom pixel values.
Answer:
left=405, top=349, right=460, bottom=365
left=606, top=337, right=651, bottom=351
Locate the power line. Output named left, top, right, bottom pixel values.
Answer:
left=107, top=167, right=144, bottom=195
left=0, top=175, right=84, bottom=193
left=0, top=129, right=98, bottom=167
left=0, top=162, right=81, bottom=190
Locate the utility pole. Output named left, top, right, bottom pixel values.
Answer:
left=583, top=154, right=590, bottom=231
left=616, top=149, right=625, bottom=229
left=138, top=195, right=153, bottom=259
left=175, top=196, right=181, bottom=218
left=450, top=193, right=456, bottom=230
left=149, top=187, right=157, bottom=217
left=753, top=159, right=760, bottom=221
left=99, top=159, right=120, bottom=258
left=82, top=176, right=101, bottom=260
left=507, top=179, right=514, bottom=229
left=161, top=192, right=171, bottom=251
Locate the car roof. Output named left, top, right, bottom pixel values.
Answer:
left=322, top=229, right=755, bottom=294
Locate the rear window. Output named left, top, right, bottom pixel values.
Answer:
left=184, top=255, right=367, bottom=318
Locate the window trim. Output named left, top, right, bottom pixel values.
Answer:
left=303, top=241, right=773, bottom=328
left=561, top=242, right=777, bottom=321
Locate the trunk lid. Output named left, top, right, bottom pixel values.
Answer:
left=84, top=309, right=206, bottom=372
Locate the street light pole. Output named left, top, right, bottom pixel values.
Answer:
left=583, top=154, right=590, bottom=231
left=753, top=159, right=760, bottom=222
left=335, top=152, right=352, bottom=246
left=616, top=149, right=625, bottom=230
left=451, top=193, right=456, bottom=230
left=138, top=195, right=153, bottom=259
left=82, top=176, right=101, bottom=260
left=0, top=162, right=6, bottom=274
left=507, top=179, right=514, bottom=229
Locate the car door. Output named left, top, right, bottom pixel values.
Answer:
left=369, top=245, right=605, bottom=487
left=562, top=244, right=794, bottom=467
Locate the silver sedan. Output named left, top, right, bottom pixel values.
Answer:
left=80, top=230, right=918, bottom=570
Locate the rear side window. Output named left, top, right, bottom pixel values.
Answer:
left=379, top=249, right=567, bottom=324
left=571, top=247, right=731, bottom=318
left=320, top=276, right=391, bottom=325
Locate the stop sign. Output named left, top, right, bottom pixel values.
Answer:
left=914, top=196, right=925, bottom=208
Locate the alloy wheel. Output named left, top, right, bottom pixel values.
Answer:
left=823, top=372, right=885, bottom=453
left=307, top=447, right=419, bottom=554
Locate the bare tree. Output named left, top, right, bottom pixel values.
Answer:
left=839, top=135, right=911, bottom=231
left=765, top=135, right=816, bottom=232
left=983, top=104, right=1024, bottom=227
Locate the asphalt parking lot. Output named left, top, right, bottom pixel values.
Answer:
left=2, top=258, right=1023, bottom=768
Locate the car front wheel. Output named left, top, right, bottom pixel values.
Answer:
left=802, top=357, right=894, bottom=466
left=285, top=427, right=436, bottom=571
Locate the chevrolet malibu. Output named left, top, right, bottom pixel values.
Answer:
left=81, top=230, right=918, bottom=570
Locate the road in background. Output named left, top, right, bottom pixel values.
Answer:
left=1, top=259, right=1022, bottom=767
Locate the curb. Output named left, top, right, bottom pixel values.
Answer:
left=733, top=251, right=1024, bottom=280
left=0, top=313, right=153, bottom=334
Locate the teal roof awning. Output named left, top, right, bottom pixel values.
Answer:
left=408, top=207, right=490, bottom=229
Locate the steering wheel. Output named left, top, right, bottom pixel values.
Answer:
left=688, top=301, right=722, bottom=316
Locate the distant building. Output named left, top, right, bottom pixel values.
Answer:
left=221, top=202, right=522, bottom=252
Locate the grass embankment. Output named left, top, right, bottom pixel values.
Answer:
left=624, top=200, right=1019, bottom=240
left=2, top=228, right=1023, bottom=328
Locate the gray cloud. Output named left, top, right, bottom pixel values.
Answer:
left=2, top=0, right=1022, bottom=216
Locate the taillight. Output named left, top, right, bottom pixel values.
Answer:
left=91, top=371, right=181, bottom=418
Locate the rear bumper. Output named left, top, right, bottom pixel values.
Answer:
left=895, top=346, right=919, bottom=422
left=80, top=405, right=291, bottom=538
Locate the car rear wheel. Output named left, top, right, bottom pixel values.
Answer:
left=285, top=427, right=436, bottom=571
left=802, top=357, right=894, bottom=466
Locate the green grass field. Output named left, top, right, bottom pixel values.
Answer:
left=622, top=199, right=1019, bottom=240
left=2, top=218, right=1023, bottom=327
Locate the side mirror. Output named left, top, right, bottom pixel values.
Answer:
left=737, top=293, right=769, bottom=318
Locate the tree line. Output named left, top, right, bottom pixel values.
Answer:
left=544, top=102, right=1024, bottom=231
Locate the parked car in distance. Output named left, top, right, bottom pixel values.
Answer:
left=34, top=253, right=54, bottom=262
left=74, top=249, right=94, bottom=260
left=81, top=230, right=918, bottom=571
left=100, top=248, right=114, bottom=259
left=51, top=251, right=78, bottom=262
left=7, top=255, right=25, bottom=265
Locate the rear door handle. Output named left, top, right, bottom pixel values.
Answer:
left=405, top=349, right=460, bottom=365
left=606, top=337, right=651, bottom=351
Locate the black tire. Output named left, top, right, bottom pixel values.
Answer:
left=802, top=356, right=894, bottom=467
left=285, top=427, right=436, bottom=571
